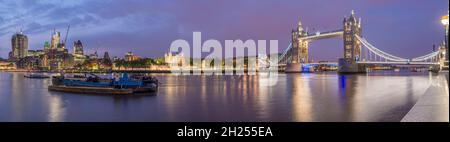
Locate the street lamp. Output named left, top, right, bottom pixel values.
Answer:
left=441, top=12, right=449, bottom=62
left=442, top=14, right=448, bottom=43
left=442, top=15, right=449, bottom=26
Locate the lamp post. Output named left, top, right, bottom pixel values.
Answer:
left=441, top=12, right=449, bottom=63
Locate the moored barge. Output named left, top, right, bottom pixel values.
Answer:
left=49, top=73, right=158, bottom=95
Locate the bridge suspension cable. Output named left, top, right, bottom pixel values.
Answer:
left=355, top=35, right=409, bottom=62
left=278, top=34, right=441, bottom=65
left=278, top=42, right=292, bottom=64
left=411, top=51, right=440, bottom=62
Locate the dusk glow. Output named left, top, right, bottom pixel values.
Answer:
left=0, top=0, right=447, bottom=60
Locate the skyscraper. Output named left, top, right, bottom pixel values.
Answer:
left=11, top=30, right=28, bottom=60
left=73, top=40, right=84, bottom=55
left=51, top=29, right=60, bottom=49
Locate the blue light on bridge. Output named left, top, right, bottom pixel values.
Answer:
left=301, top=64, right=312, bottom=72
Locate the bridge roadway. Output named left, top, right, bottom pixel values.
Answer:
left=278, top=61, right=438, bottom=67
left=277, top=62, right=338, bottom=67
left=357, top=61, right=439, bottom=65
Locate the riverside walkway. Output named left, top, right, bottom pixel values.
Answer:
left=401, top=71, right=449, bottom=122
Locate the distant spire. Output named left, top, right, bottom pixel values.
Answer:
left=297, top=20, right=304, bottom=32
left=348, top=10, right=357, bottom=22
left=359, top=18, right=362, bottom=26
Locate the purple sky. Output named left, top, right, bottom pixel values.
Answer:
left=0, top=0, right=448, bottom=60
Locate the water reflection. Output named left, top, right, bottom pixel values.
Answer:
left=0, top=71, right=439, bottom=122
left=339, top=75, right=359, bottom=122
left=291, top=74, right=313, bottom=121
left=47, top=94, right=66, bottom=122
left=11, top=73, right=25, bottom=121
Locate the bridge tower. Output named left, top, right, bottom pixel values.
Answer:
left=285, top=21, right=309, bottom=72
left=343, top=10, right=362, bottom=62
left=338, top=10, right=366, bottom=73
left=291, top=21, right=309, bottom=64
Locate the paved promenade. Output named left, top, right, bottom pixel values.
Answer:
left=401, top=72, right=449, bottom=122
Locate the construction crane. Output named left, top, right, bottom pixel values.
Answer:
left=64, top=25, right=70, bottom=45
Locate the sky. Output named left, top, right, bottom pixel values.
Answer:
left=0, top=0, right=448, bottom=61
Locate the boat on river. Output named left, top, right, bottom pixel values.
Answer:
left=24, top=73, right=50, bottom=79
left=49, top=73, right=158, bottom=95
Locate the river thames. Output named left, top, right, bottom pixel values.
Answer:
left=0, top=71, right=440, bottom=122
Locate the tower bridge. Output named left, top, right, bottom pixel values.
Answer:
left=278, top=10, right=447, bottom=73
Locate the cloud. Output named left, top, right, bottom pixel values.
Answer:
left=0, top=0, right=172, bottom=56
left=0, top=0, right=448, bottom=59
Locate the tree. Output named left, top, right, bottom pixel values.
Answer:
left=210, top=59, right=215, bottom=67
left=142, top=58, right=153, bottom=66
left=114, top=59, right=126, bottom=70
left=81, top=59, right=91, bottom=70
left=154, top=57, right=165, bottom=65
left=102, top=58, right=112, bottom=67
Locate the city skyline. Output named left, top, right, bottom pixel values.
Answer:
left=0, top=0, right=448, bottom=60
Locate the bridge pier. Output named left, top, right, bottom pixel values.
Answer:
left=285, top=63, right=302, bottom=73
left=430, top=64, right=441, bottom=73
left=338, top=58, right=366, bottom=74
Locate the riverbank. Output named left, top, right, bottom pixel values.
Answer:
left=0, top=69, right=281, bottom=74
left=0, top=69, right=173, bottom=73
left=401, top=72, right=449, bottom=122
